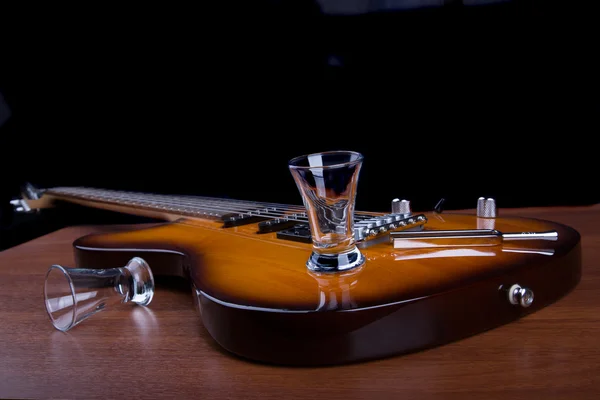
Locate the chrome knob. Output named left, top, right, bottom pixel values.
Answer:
left=507, top=284, right=534, bottom=308
left=477, top=197, right=497, bottom=218
left=392, top=198, right=411, bottom=215
left=391, top=198, right=400, bottom=213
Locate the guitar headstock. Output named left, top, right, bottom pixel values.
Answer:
left=9, top=182, right=55, bottom=213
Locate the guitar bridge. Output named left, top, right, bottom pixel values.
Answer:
left=276, top=214, right=428, bottom=244
left=354, top=213, right=428, bottom=242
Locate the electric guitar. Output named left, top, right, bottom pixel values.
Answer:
left=19, top=181, right=581, bottom=366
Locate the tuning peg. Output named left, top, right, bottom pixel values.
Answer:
left=20, top=182, right=44, bottom=200
left=10, top=199, right=32, bottom=213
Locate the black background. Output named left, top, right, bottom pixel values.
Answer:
left=1, top=0, right=598, bottom=248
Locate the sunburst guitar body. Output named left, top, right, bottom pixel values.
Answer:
left=28, top=187, right=581, bottom=366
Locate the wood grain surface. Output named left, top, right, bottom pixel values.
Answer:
left=1, top=205, right=599, bottom=399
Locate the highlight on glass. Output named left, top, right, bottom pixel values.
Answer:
left=44, top=257, right=155, bottom=332
left=288, top=150, right=366, bottom=272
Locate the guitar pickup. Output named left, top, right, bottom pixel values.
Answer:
left=276, top=224, right=312, bottom=243
left=258, top=213, right=307, bottom=233
left=222, top=207, right=278, bottom=227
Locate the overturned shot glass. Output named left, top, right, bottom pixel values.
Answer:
left=44, top=257, right=154, bottom=332
left=289, top=150, right=366, bottom=272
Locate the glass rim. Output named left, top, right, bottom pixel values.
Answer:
left=288, top=150, right=364, bottom=169
left=44, top=264, right=77, bottom=332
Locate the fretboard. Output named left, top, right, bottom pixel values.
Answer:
left=46, top=187, right=306, bottom=222
left=43, top=187, right=381, bottom=230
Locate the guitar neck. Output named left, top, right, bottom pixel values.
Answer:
left=42, top=187, right=306, bottom=225
left=32, top=186, right=421, bottom=243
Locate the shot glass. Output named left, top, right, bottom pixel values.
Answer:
left=44, top=257, right=154, bottom=332
left=289, top=150, right=366, bottom=272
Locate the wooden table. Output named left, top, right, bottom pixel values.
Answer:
left=1, top=205, right=599, bottom=399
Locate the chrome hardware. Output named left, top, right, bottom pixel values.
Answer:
left=354, top=213, right=426, bottom=242
left=507, top=284, right=534, bottom=308
left=10, top=199, right=32, bottom=213
left=8, top=183, right=46, bottom=213
left=502, top=231, right=558, bottom=241
left=391, top=199, right=411, bottom=215
left=20, top=182, right=44, bottom=200
left=391, top=228, right=558, bottom=249
left=477, top=197, right=497, bottom=218
left=391, top=198, right=401, bottom=213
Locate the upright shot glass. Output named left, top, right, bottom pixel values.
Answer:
left=289, top=150, right=366, bottom=272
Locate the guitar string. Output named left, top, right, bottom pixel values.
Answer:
left=50, top=187, right=365, bottom=216
left=49, top=187, right=378, bottom=224
left=92, top=192, right=312, bottom=221
left=112, top=189, right=308, bottom=211
left=55, top=187, right=310, bottom=218
left=56, top=187, right=307, bottom=213
left=68, top=186, right=368, bottom=215
left=118, top=192, right=307, bottom=214
left=62, top=190, right=376, bottom=224
left=104, top=192, right=375, bottom=223
left=126, top=193, right=378, bottom=221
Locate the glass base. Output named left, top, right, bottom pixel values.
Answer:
left=306, top=246, right=366, bottom=272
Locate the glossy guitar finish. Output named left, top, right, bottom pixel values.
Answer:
left=72, top=211, right=581, bottom=366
